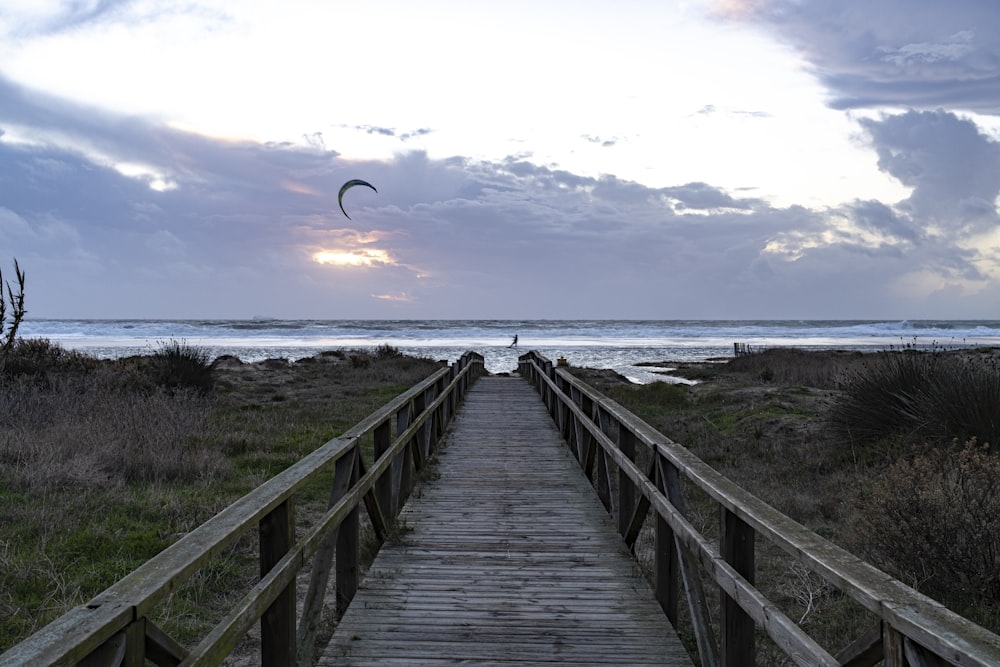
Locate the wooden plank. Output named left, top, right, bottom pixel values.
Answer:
left=540, top=361, right=1000, bottom=667
left=321, top=377, right=691, bottom=666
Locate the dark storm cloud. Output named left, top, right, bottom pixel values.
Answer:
left=860, top=109, right=1000, bottom=233
left=736, top=0, right=1000, bottom=112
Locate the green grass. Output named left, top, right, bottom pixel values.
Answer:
left=572, top=348, right=1000, bottom=664
left=0, top=345, right=445, bottom=653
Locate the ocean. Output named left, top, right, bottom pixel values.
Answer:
left=17, top=319, right=1000, bottom=384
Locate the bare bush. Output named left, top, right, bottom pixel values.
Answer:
left=852, top=439, right=1000, bottom=611
left=726, top=348, right=862, bottom=388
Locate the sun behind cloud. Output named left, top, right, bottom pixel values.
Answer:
left=312, top=248, right=395, bottom=267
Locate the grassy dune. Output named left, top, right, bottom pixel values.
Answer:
left=2, top=341, right=998, bottom=663
left=0, top=341, right=444, bottom=652
left=573, top=346, right=1000, bottom=660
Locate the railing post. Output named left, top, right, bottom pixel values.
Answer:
left=260, top=498, right=295, bottom=666
left=297, top=447, right=356, bottom=667
left=721, top=508, right=755, bottom=667
left=449, top=364, right=460, bottom=414
left=654, top=454, right=679, bottom=626
left=883, top=623, right=906, bottom=667
left=544, top=360, right=556, bottom=414
left=595, top=409, right=615, bottom=514
left=396, top=401, right=413, bottom=502
left=123, top=617, right=146, bottom=667
left=617, top=427, right=636, bottom=538
left=336, top=454, right=361, bottom=616
left=580, top=393, right=596, bottom=476
left=374, top=419, right=394, bottom=518
left=660, top=456, right=719, bottom=667
left=435, top=374, right=448, bottom=432
left=414, top=390, right=429, bottom=464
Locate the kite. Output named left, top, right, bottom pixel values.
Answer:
left=338, top=179, right=378, bottom=220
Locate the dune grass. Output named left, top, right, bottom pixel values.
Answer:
left=0, top=340, right=444, bottom=652
left=577, top=346, right=1000, bottom=663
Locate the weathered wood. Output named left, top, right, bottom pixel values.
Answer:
left=516, top=351, right=1000, bottom=667
left=721, top=508, right=755, bottom=667
left=1, top=353, right=485, bottom=667
left=260, top=498, right=295, bottom=667
left=395, top=402, right=413, bottom=505
left=321, top=377, right=692, bottom=666
left=836, top=624, right=884, bottom=667
left=660, top=456, right=721, bottom=667
left=355, top=454, right=387, bottom=542
left=336, top=454, right=361, bottom=616
left=655, top=454, right=680, bottom=627
left=885, top=623, right=906, bottom=667
left=372, top=419, right=392, bottom=521
left=145, top=620, right=185, bottom=667
left=905, top=637, right=953, bottom=667
left=412, top=390, right=429, bottom=464
left=623, top=456, right=656, bottom=549
left=523, top=354, right=843, bottom=665
left=297, top=446, right=357, bottom=667
left=79, top=631, right=126, bottom=667
left=617, top=427, right=637, bottom=538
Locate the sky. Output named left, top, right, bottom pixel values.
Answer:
left=1, top=0, right=1000, bottom=320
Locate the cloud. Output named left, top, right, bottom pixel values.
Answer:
left=860, top=109, right=1000, bottom=234
left=1, top=0, right=133, bottom=37
left=3, top=74, right=1000, bottom=319
left=729, top=0, right=1000, bottom=112
left=582, top=134, right=618, bottom=147
left=343, top=125, right=434, bottom=142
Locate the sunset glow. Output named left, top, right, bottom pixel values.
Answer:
left=312, top=249, right=394, bottom=267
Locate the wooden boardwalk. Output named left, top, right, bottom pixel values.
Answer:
left=320, top=376, right=692, bottom=667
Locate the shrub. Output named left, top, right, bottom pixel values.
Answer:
left=1, top=338, right=98, bottom=378
left=831, top=349, right=1000, bottom=445
left=0, top=259, right=26, bottom=369
left=373, top=343, right=403, bottom=360
left=150, top=340, right=214, bottom=393
left=726, top=348, right=862, bottom=388
left=852, top=439, right=1000, bottom=611
left=350, top=353, right=372, bottom=368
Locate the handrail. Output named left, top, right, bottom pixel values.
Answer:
left=518, top=350, right=1000, bottom=667
left=1, top=351, right=485, bottom=667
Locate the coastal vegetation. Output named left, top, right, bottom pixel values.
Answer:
left=0, top=337, right=443, bottom=652
left=1, top=315, right=998, bottom=661
left=0, top=259, right=26, bottom=370
left=576, top=346, right=1000, bottom=659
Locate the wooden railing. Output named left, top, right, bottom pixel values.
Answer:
left=518, top=350, right=1000, bottom=667
left=1, top=351, right=485, bottom=667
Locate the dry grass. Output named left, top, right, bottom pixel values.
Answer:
left=853, top=438, right=1000, bottom=626
left=571, top=347, right=1000, bottom=663
left=0, top=345, right=444, bottom=652
left=0, top=371, right=228, bottom=491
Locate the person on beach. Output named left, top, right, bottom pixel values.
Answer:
left=509, top=335, right=518, bottom=348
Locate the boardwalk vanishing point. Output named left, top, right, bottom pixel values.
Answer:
left=321, top=376, right=692, bottom=666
